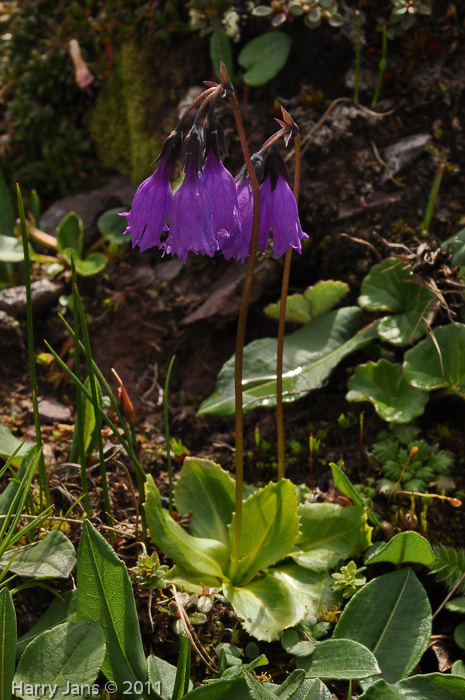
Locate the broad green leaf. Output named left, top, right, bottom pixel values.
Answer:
left=73, top=252, right=107, bottom=277
left=76, top=520, right=148, bottom=697
left=441, top=227, right=465, bottom=267
left=97, top=207, right=128, bottom=244
left=199, top=308, right=377, bottom=417
left=0, top=421, right=33, bottom=467
left=334, top=568, right=432, bottom=683
left=403, top=324, right=465, bottom=395
left=0, top=447, right=33, bottom=515
left=56, top=212, right=84, bottom=258
left=298, top=679, right=333, bottom=700
left=364, top=532, right=434, bottom=567
left=243, top=669, right=281, bottom=699
left=145, top=475, right=230, bottom=579
left=269, top=563, right=337, bottom=616
left=0, top=530, right=76, bottom=578
left=454, top=620, right=465, bottom=649
left=183, top=678, right=252, bottom=700
left=13, top=621, right=105, bottom=700
left=452, top=660, right=465, bottom=677
left=16, top=590, right=77, bottom=659
left=175, top=458, right=235, bottom=547
left=359, top=258, right=435, bottom=346
left=291, top=503, right=372, bottom=572
left=210, top=31, right=234, bottom=82
left=238, top=32, right=291, bottom=86
left=273, top=670, right=307, bottom=699
left=358, top=673, right=465, bottom=699
left=166, top=564, right=223, bottom=593
left=229, top=479, right=299, bottom=584
left=265, top=281, right=349, bottom=325
left=298, top=639, right=380, bottom=680
left=224, top=572, right=305, bottom=641
left=0, top=588, right=16, bottom=700
left=0, top=235, right=23, bottom=263
left=346, top=360, right=429, bottom=423
left=445, top=596, right=465, bottom=614
left=147, top=656, right=177, bottom=700
left=0, top=170, right=14, bottom=237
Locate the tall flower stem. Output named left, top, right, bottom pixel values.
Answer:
left=225, top=73, right=261, bottom=580
left=276, top=133, right=301, bottom=481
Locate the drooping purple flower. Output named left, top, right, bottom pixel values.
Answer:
left=201, top=151, right=241, bottom=239
left=220, top=181, right=253, bottom=262
left=120, top=127, right=183, bottom=252
left=258, top=146, right=307, bottom=258
left=163, top=126, right=218, bottom=262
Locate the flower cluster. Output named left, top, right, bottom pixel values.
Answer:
left=121, top=105, right=307, bottom=263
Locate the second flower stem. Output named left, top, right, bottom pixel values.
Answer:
left=276, top=133, right=301, bottom=481
left=228, top=89, right=260, bottom=580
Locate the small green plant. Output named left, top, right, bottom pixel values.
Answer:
left=371, top=426, right=454, bottom=496
left=331, top=560, right=367, bottom=599
left=130, top=551, right=169, bottom=591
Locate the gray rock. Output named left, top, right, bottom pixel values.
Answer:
left=40, top=175, right=138, bottom=235
left=37, top=398, right=72, bottom=424
left=0, top=279, right=65, bottom=317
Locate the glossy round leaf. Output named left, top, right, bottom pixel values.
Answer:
left=347, top=360, right=429, bottom=423
left=364, top=532, right=434, bottom=567
left=404, top=324, right=465, bottom=394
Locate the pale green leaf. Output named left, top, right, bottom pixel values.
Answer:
left=224, top=572, right=305, bottom=642
left=264, top=281, right=349, bottom=325
left=238, top=32, right=291, bottom=86
left=145, top=475, right=230, bottom=579
left=229, top=479, right=299, bottom=584
left=175, top=458, right=235, bottom=547
left=403, top=324, right=465, bottom=394
left=291, top=503, right=372, bottom=571
left=0, top=421, right=32, bottom=467
left=269, top=563, right=337, bottom=617
left=16, top=590, right=77, bottom=659
left=0, top=236, right=23, bottom=263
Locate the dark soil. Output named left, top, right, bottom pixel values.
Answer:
left=3, top=1, right=465, bottom=693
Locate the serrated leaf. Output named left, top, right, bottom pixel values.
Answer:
left=224, top=572, right=305, bottom=642
left=359, top=258, right=435, bottom=346
left=13, top=621, right=105, bottom=700
left=298, top=639, right=381, bottom=680
left=346, top=360, right=429, bottom=423
left=238, top=32, right=291, bottom=86
left=358, top=673, right=465, bottom=699
left=198, top=308, right=377, bottom=417
left=334, top=568, right=432, bottom=683
left=229, top=479, right=299, bottom=584
left=364, top=532, right=434, bottom=567
left=175, top=458, right=235, bottom=547
left=0, top=530, right=76, bottom=578
left=291, top=503, right=372, bottom=571
left=264, top=281, right=349, bottom=325
left=145, top=475, right=230, bottom=579
left=76, top=520, right=149, bottom=697
left=403, top=324, right=465, bottom=395
left=0, top=588, right=16, bottom=700
left=16, top=590, right=77, bottom=659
